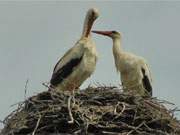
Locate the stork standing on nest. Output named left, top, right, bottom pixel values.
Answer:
left=92, top=30, right=152, bottom=97
left=49, top=8, right=99, bottom=123
left=50, top=8, right=99, bottom=92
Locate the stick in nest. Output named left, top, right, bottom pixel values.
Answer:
left=127, top=122, right=145, bottom=135
left=24, top=79, right=29, bottom=100
left=32, top=114, right=42, bottom=135
left=0, top=120, right=4, bottom=124
left=42, top=82, right=54, bottom=91
left=113, top=102, right=126, bottom=120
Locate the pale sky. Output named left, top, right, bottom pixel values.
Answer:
left=0, top=1, right=180, bottom=128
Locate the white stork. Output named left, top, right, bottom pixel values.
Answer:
left=50, top=8, right=99, bottom=92
left=49, top=8, right=99, bottom=123
left=92, top=30, right=152, bottom=97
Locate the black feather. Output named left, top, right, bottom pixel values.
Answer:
left=141, top=68, right=152, bottom=96
left=50, top=55, right=83, bottom=86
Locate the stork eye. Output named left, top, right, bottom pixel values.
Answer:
left=112, top=31, right=117, bottom=34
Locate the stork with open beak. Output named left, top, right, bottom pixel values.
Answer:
left=92, top=30, right=152, bottom=97
left=49, top=8, right=99, bottom=123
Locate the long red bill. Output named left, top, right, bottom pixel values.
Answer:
left=92, top=30, right=112, bottom=36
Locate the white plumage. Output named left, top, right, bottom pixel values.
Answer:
left=50, top=8, right=99, bottom=92
left=92, top=30, right=153, bottom=97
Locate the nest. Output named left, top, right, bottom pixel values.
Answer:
left=1, top=86, right=180, bottom=135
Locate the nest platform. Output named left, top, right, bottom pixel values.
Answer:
left=1, top=86, right=180, bottom=135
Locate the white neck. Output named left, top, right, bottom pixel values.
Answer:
left=112, top=37, right=123, bottom=72
left=112, top=37, right=122, bottom=57
left=81, top=15, right=93, bottom=38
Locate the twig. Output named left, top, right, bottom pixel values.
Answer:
left=152, top=98, right=175, bottom=105
left=113, top=102, right=120, bottom=114
left=42, top=82, right=52, bottom=90
left=169, top=107, right=180, bottom=113
left=102, top=131, right=119, bottom=134
left=144, top=100, right=167, bottom=111
left=143, top=122, right=169, bottom=135
left=0, top=120, right=4, bottom=124
left=10, top=101, right=24, bottom=107
left=127, top=122, right=144, bottom=135
left=113, top=102, right=126, bottom=120
left=24, top=79, right=29, bottom=100
left=32, top=114, right=42, bottom=135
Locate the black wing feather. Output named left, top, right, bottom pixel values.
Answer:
left=50, top=55, right=83, bottom=86
left=141, top=68, right=152, bottom=96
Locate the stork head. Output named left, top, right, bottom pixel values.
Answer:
left=82, top=8, right=99, bottom=38
left=87, top=8, right=99, bottom=21
left=92, top=30, right=121, bottom=39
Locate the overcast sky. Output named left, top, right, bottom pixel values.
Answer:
left=0, top=1, right=180, bottom=128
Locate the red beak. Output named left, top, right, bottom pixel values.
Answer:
left=92, top=30, right=112, bottom=36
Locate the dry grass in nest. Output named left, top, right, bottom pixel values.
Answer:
left=1, top=86, right=180, bottom=135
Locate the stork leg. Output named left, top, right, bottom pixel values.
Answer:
left=71, top=90, right=75, bottom=108
left=67, top=84, right=77, bottom=124
left=67, top=94, right=74, bottom=123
